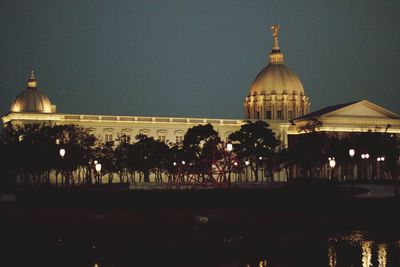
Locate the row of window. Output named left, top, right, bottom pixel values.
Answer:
left=101, top=133, right=184, bottom=144
left=251, top=109, right=303, bottom=120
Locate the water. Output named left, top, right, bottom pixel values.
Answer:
left=328, top=231, right=400, bottom=267
left=2, top=208, right=400, bottom=267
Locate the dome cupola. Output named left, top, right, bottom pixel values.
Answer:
left=244, top=25, right=310, bottom=121
left=10, top=71, right=56, bottom=113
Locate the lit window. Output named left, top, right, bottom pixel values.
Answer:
left=121, top=135, right=131, bottom=143
left=158, top=135, right=166, bottom=143
left=288, top=111, right=293, bottom=120
left=105, top=134, right=113, bottom=142
left=176, top=136, right=183, bottom=144
left=277, top=111, right=283, bottom=119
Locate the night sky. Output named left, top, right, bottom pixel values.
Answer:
left=0, top=0, right=399, bottom=119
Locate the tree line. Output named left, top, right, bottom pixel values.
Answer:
left=0, top=121, right=399, bottom=187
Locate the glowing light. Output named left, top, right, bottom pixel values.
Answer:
left=95, top=163, right=102, bottom=173
left=245, top=160, right=250, bottom=166
left=234, top=162, right=238, bottom=166
left=361, top=154, right=366, bottom=159
left=329, top=159, right=336, bottom=168
left=173, top=162, right=176, bottom=166
left=59, top=148, right=66, bottom=158
left=181, top=160, right=186, bottom=165
left=259, top=156, right=263, bottom=160
left=226, top=143, right=233, bottom=152
left=349, top=149, right=355, bottom=157
left=94, top=160, right=98, bottom=164
left=365, top=154, right=370, bottom=159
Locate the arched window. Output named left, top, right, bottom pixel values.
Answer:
left=174, top=130, right=185, bottom=144
left=139, top=129, right=150, bottom=136
left=103, top=128, right=114, bottom=143
left=157, top=130, right=167, bottom=143
left=121, top=129, right=132, bottom=143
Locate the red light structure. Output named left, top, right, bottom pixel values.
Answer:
left=167, top=142, right=237, bottom=189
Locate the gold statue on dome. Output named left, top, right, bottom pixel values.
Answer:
left=271, top=24, right=279, bottom=38
left=270, top=24, right=280, bottom=51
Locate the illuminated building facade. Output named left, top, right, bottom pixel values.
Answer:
left=2, top=25, right=400, bottom=182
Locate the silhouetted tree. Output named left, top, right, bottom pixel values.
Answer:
left=182, top=124, right=222, bottom=180
left=229, top=121, right=280, bottom=181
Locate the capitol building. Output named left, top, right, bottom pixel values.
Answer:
left=2, top=26, right=400, bottom=181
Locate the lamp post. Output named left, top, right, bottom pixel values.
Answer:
left=226, top=142, right=233, bottom=188
left=58, top=148, right=66, bottom=186
left=328, top=157, right=336, bottom=180
left=361, top=153, right=370, bottom=179
left=233, top=161, right=238, bottom=182
left=245, top=160, right=250, bottom=182
left=377, top=156, right=385, bottom=179
left=349, top=149, right=355, bottom=180
left=95, top=163, right=102, bottom=184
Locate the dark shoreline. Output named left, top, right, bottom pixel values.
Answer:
left=3, top=185, right=400, bottom=267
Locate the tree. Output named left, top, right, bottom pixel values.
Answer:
left=182, top=124, right=222, bottom=180
left=127, top=134, right=169, bottom=183
left=0, top=124, right=97, bottom=186
left=229, top=121, right=280, bottom=182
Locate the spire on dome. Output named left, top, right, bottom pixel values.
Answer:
left=268, top=25, right=284, bottom=64
left=27, top=70, right=37, bottom=88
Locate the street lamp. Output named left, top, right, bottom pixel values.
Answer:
left=349, top=149, right=355, bottom=158
left=226, top=143, right=233, bottom=188
left=361, top=153, right=370, bottom=179
left=181, top=160, right=186, bottom=165
left=329, top=158, right=336, bottom=168
left=95, top=163, right=102, bottom=184
left=58, top=148, right=66, bottom=186
left=59, top=148, right=66, bottom=158
left=377, top=156, right=385, bottom=179
left=329, top=157, right=336, bottom=180
left=349, top=149, right=355, bottom=180
left=226, top=143, right=233, bottom=153
left=244, top=160, right=250, bottom=182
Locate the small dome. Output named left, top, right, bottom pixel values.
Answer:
left=10, top=71, right=54, bottom=113
left=249, top=63, right=304, bottom=96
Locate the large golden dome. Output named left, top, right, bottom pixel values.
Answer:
left=249, top=63, right=305, bottom=96
left=10, top=71, right=54, bottom=113
left=244, top=25, right=310, bottom=121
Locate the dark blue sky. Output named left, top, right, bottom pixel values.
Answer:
left=1, top=0, right=399, bottom=119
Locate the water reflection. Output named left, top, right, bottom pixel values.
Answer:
left=378, top=243, right=387, bottom=267
left=328, top=245, right=336, bottom=267
left=328, top=231, right=392, bottom=267
left=361, top=241, right=373, bottom=267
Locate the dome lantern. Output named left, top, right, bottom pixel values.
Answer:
left=27, top=70, right=37, bottom=88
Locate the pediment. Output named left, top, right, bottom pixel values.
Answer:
left=324, top=100, right=399, bottom=119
